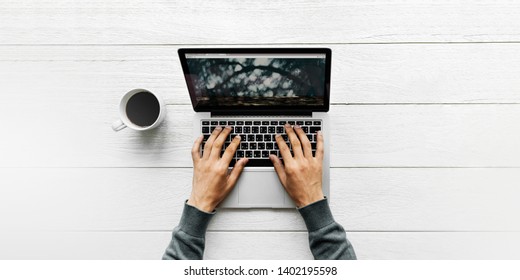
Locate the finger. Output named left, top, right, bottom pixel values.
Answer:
left=191, top=135, right=203, bottom=164
left=294, top=125, right=312, bottom=158
left=275, top=133, right=292, bottom=161
left=269, top=154, right=287, bottom=188
left=285, top=124, right=303, bottom=158
left=316, top=130, right=324, bottom=161
left=210, top=126, right=232, bottom=159
left=203, top=126, right=222, bottom=159
left=221, top=135, right=241, bottom=163
left=227, top=158, right=248, bottom=189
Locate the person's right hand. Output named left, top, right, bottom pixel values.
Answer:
left=269, top=123, right=325, bottom=208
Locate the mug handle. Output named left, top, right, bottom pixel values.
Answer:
left=112, top=119, right=127, bottom=132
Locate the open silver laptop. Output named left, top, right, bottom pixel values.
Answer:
left=178, top=48, right=331, bottom=208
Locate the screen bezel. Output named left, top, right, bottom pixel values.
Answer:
left=178, top=48, right=331, bottom=113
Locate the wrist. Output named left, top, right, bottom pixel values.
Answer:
left=296, top=190, right=324, bottom=208
left=187, top=197, right=216, bottom=213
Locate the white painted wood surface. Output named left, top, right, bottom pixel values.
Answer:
left=1, top=0, right=519, bottom=259
left=2, top=231, right=520, bottom=260
left=2, top=0, right=520, bottom=44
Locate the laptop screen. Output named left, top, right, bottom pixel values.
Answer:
left=178, top=48, right=331, bottom=112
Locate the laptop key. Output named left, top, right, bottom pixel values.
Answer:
left=253, top=151, right=261, bottom=158
left=202, top=127, right=209, bottom=133
left=247, top=135, right=255, bottom=141
left=262, top=151, right=269, bottom=158
left=258, top=143, right=265, bottom=150
left=202, top=121, right=210, bottom=125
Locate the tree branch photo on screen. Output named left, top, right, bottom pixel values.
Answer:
left=185, top=56, right=326, bottom=107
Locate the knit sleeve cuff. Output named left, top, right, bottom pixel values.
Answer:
left=178, top=201, right=215, bottom=237
left=297, top=198, right=335, bottom=232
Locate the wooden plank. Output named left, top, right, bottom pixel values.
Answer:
left=2, top=44, right=520, bottom=104
left=1, top=102, right=519, bottom=167
left=206, top=231, right=520, bottom=260
left=1, top=168, right=519, bottom=231
left=2, top=231, right=520, bottom=259
left=1, top=1, right=520, bottom=44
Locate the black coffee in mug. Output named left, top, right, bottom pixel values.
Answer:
left=125, top=91, right=161, bottom=127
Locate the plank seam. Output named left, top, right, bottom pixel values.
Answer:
left=4, top=41, right=520, bottom=46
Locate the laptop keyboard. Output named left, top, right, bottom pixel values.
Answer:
left=200, top=119, right=322, bottom=167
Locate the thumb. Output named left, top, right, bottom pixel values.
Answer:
left=269, top=155, right=287, bottom=187
left=227, top=158, right=248, bottom=189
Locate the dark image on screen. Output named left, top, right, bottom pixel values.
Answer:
left=186, top=56, right=326, bottom=107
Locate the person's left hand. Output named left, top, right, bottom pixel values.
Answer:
left=187, top=126, right=248, bottom=212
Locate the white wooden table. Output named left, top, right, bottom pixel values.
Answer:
left=1, top=0, right=520, bottom=259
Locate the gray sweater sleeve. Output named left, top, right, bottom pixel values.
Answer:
left=163, top=198, right=356, bottom=260
left=162, top=202, right=214, bottom=260
left=298, top=198, right=357, bottom=260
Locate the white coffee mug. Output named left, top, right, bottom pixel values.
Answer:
left=112, top=89, right=166, bottom=132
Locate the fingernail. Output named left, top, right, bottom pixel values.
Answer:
left=226, top=125, right=231, bottom=129
left=294, top=124, right=300, bottom=129
left=235, top=135, right=241, bottom=139
left=275, top=134, right=280, bottom=138
left=284, top=123, right=290, bottom=128
left=317, top=130, right=322, bottom=135
left=216, top=125, right=221, bottom=130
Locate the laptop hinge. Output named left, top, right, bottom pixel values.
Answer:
left=211, top=110, right=313, bottom=117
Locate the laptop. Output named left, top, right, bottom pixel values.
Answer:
left=178, top=48, right=331, bottom=208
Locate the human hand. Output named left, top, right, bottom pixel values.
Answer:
left=269, top=124, right=325, bottom=208
left=188, top=126, right=248, bottom=212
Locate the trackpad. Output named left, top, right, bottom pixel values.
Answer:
left=238, top=170, right=286, bottom=207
